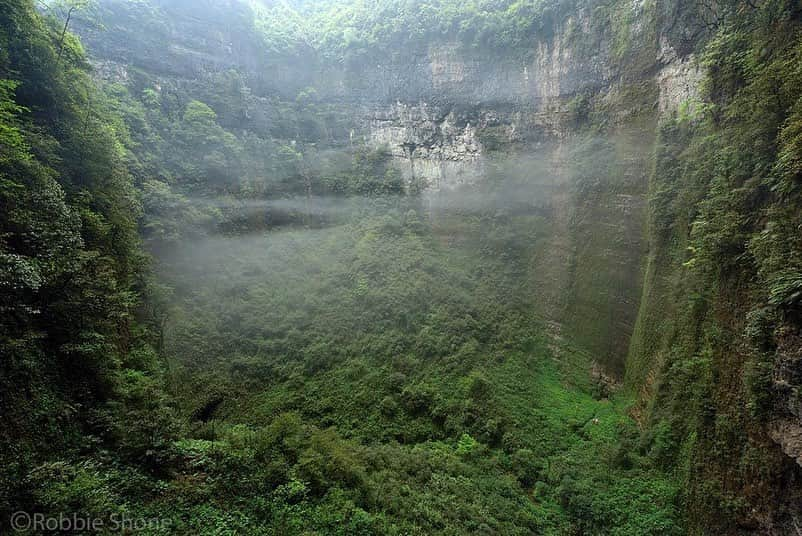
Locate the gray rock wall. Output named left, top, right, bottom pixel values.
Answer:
left=78, top=0, right=701, bottom=376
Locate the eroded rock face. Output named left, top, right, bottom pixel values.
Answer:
left=656, top=36, right=704, bottom=116
left=77, top=0, right=701, bottom=376
left=359, top=98, right=572, bottom=192
left=771, top=328, right=802, bottom=464
left=365, top=102, right=483, bottom=190
left=770, top=420, right=802, bottom=467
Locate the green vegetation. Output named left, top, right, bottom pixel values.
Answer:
left=290, top=0, right=569, bottom=57
left=141, top=150, right=678, bottom=532
left=0, top=0, right=170, bottom=518
left=0, top=1, right=683, bottom=533
left=627, top=0, right=802, bottom=531
left=139, top=196, right=680, bottom=533
left=3, top=0, right=802, bottom=533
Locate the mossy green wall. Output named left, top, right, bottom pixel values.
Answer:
left=624, top=2, right=802, bottom=530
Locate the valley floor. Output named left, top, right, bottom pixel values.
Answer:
left=143, top=201, right=682, bottom=534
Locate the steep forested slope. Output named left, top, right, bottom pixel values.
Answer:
left=627, top=3, right=802, bottom=531
left=0, top=0, right=176, bottom=522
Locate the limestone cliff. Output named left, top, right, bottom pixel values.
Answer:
left=74, top=0, right=802, bottom=532
left=76, top=0, right=695, bottom=376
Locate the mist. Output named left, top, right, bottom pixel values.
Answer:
left=12, top=0, right=782, bottom=532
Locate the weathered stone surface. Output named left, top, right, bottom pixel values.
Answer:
left=364, top=102, right=484, bottom=190
left=770, top=420, right=802, bottom=467
left=656, top=37, right=703, bottom=116
left=77, top=0, right=700, bottom=376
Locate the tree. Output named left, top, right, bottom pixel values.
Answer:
left=41, top=0, right=96, bottom=64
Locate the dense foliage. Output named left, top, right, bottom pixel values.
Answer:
left=0, top=0, right=175, bottom=521
left=0, top=1, right=685, bottom=533
left=626, top=0, right=802, bottom=531
left=267, top=0, right=571, bottom=57
left=134, top=189, right=678, bottom=533
left=3, top=0, right=801, bottom=533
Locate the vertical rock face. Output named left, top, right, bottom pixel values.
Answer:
left=656, top=37, right=703, bottom=117
left=75, top=2, right=802, bottom=530
left=336, top=18, right=664, bottom=373
left=76, top=0, right=696, bottom=375
left=365, top=102, right=484, bottom=191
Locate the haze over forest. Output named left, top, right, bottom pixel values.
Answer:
left=2, top=0, right=802, bottom=534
